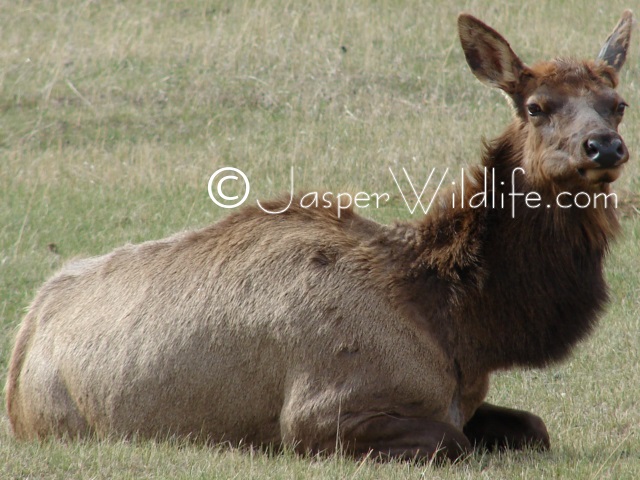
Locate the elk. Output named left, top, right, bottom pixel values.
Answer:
left=5, top=11, right=633, bottom=462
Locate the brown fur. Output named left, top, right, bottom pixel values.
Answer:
left=5, top=11, right=633, bottom=461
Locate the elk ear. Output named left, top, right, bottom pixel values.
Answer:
left=458, top=13, right=527, bottom=95
left=597, top=10, right=633, bottom=72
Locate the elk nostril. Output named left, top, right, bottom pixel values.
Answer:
left=584, top=139, right=600, bottom=159
left=612, top=138, right=625, bottom=157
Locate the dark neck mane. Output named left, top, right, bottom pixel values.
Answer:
left=407, top=120, right=619, bottom=373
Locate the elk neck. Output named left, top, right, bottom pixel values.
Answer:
left=404, top=118, right=620, bottom=375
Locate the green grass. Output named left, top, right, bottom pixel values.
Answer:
left=1, top=0, right=639, bottom=478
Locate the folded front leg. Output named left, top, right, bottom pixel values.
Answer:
left=463, top=402, right=550, bottom=451
left=333, top=413, right=472, bottom=462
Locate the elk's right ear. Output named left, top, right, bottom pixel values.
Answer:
left=458, top=14, right=527, bottom=95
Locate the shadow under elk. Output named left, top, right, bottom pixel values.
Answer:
left=5, top=11, right=633, bottom=462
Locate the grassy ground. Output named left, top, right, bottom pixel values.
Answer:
left=1, top=0, right=639, bottom=478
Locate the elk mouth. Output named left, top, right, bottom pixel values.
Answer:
left=578, top=165, right=624, bottom=184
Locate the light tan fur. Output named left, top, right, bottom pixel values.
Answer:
left=6, top=204, right=462, bottom=447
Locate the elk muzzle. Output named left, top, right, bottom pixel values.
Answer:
left=581, top=131, right=628, bottom=183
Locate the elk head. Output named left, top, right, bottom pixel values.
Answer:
left=458, top=11, right=633, bottom=194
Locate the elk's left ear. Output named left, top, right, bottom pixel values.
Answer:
left=458, top=13, right=527, bottom=95
left=597, top=10, right=633, bottom=72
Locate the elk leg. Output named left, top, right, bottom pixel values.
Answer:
left=463, top=402, right=550, bottom=451
left=334, top=413, right=471, bottom=462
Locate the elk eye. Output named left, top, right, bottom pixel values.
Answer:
left=616, top=102, right=628, bottom=116
left=527, top=103, right=544, bottom=117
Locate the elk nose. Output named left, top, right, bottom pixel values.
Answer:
left=584, top=135, right=628, bottom=168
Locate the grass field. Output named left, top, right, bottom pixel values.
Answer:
left=1, top=0, right=639, bottom=478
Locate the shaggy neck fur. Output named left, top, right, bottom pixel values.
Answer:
left=405, top=119, right=619, bottom=375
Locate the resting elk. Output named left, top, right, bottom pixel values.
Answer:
left=6, top=11, right=633, bottom=462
